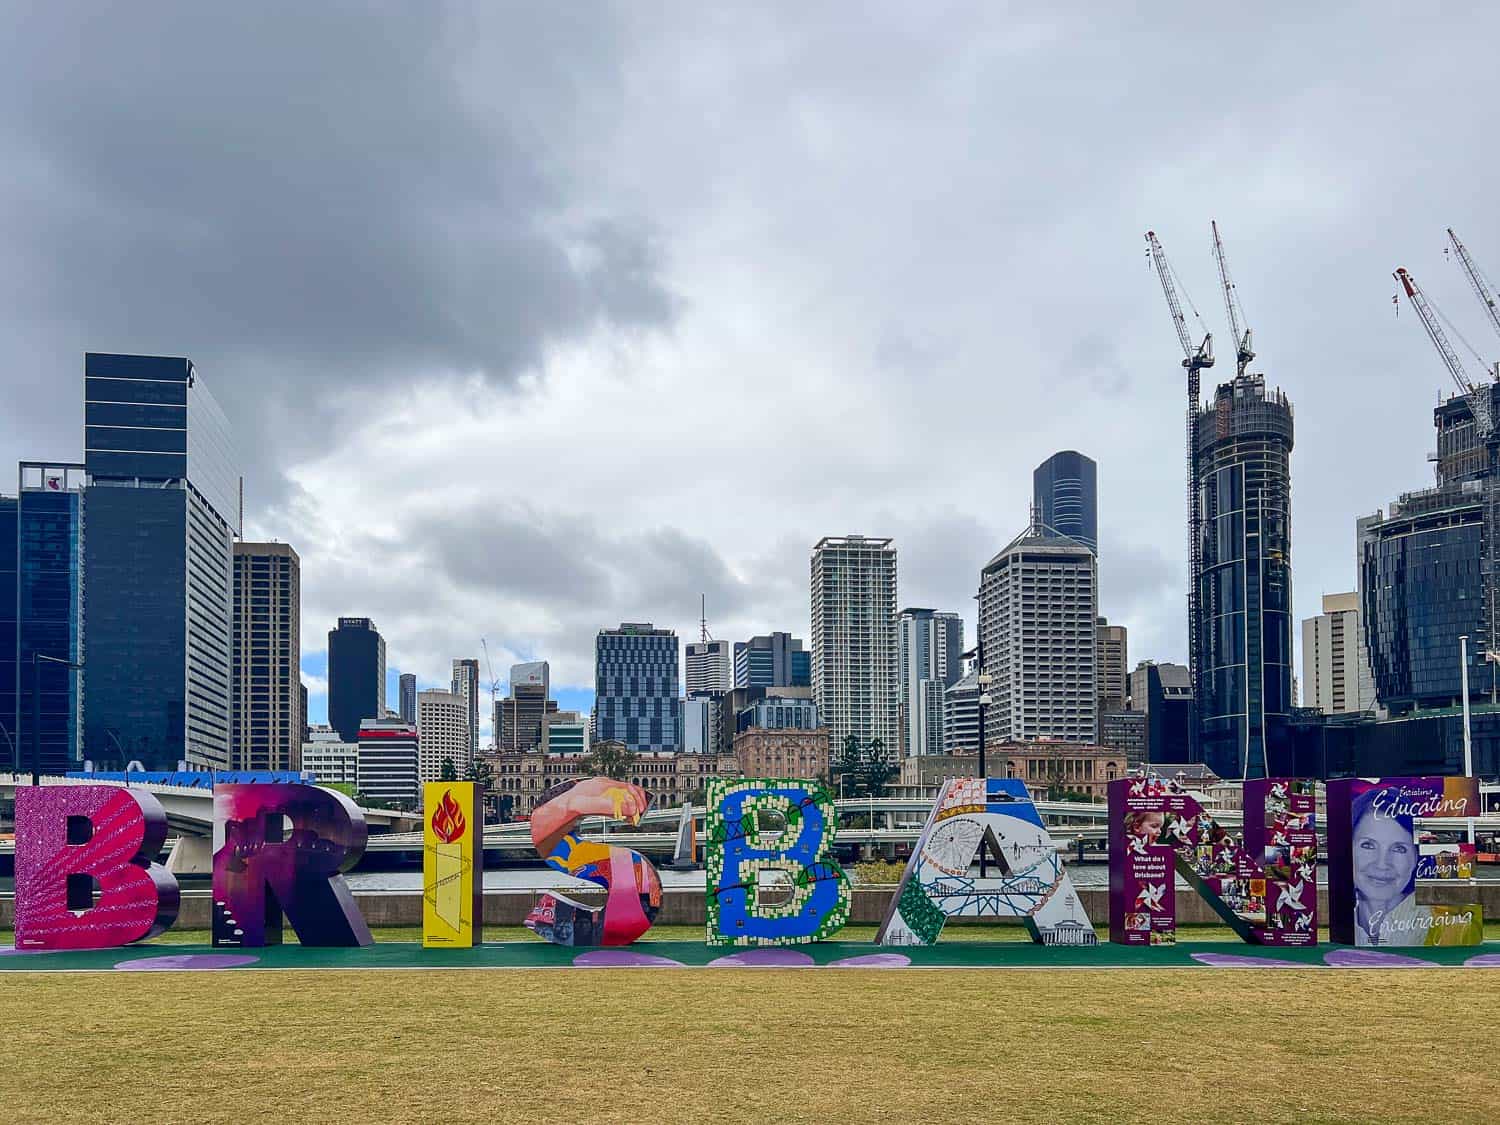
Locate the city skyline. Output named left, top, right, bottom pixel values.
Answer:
left=1, top=10, right=1497, bottom=736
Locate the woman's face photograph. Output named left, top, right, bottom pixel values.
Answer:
left=1353, top=811, right=1417, bottom=908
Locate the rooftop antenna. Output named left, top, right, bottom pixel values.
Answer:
left=699, top=594, right=713, bottom=644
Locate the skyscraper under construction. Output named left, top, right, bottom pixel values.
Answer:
left=1193, top=374, right=1295, bottom=780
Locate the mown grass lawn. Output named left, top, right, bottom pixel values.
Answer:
left=0, top=966, right=1496, bottom=1123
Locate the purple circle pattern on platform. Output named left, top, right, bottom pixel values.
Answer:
left=114, top=954, right=262, bottom=972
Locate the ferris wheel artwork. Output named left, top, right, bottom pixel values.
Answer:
left=876, top=777, right=1098, bottom=947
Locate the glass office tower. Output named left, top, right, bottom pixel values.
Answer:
left=594, top=623, right=680, bottom=751
left=15, top=464, right=86, bottom=774
left=1033, top=451, right=1098, bottom=553
left=328, top=617, right=386, bottom=743
left=1361, top=386, right=1497, bottom=712
left=82, top=353, right=239, bottom=771
left=1194, top=375, right=1294, bottom=780
left=0, top=495, right=16, bottom=769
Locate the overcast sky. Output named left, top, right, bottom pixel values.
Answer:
left=3, top=5, right=1497, bottom=733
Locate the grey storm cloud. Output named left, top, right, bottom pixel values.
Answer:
left=0, top=4, right=675, bottom=495
left=5, top=4, right=1500, bottom=712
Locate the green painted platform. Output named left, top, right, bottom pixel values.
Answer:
left=3, top=939, right=1498, bottom=972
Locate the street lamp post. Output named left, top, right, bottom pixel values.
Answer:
left=1460, top=636, right=1476, bottom=846
left=30, top=652, right=84, bottom=786
left=975, top=636, right=993, bottom=879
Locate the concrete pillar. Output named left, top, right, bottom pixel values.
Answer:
left=166, top=834, right=212, bottom=876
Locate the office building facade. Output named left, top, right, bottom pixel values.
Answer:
left=82, top=353, right=238, bottom=771
left=595, top=623, right=680, bottom=751
left=1130, top=661, right=1195, bottom=764
left=1099, top=708, right=1147, bottom=767
left=417, top=688, right=471, bottom=781
left=497, top=660, right=556, bottom=752
left=686, top=639, right=732, bottom=694
left=451, top=658, right=481, bottom=758
left=737, top=695, right=820, bottom=732
left=1361, top=386, right=1500, bottom=714
left=231, top=541, right=301, bottom=772
left=356, top=718, right=419, bottom=807
left=327, top=617, right=385, bottom=744
left=978, top=527, right=1098, bottom=744
left=540, top=710, right=588, bottom=756
left=811, top=535, right=898, bottom=751
left=732, top=727, right=830, bottom=780
left=1033, top=450, right=1098, bottom=553
left=1193, top=374, right=1294, bottom=780
left=1302, top=592, right=1365, bottom=715
left=398, top=672, right=417, bottom=725
left=8, top=464, right=87, bottom=775
left=301, top=726, right=358, bottom=789
left=1096, top=616, right=1128, bottom=714
left=896, top=608, right=964, bottom=757
left=0, top=494, right=15, bottom=769
left=734, top=632, right=811, bottom=689
left=943, top=666, right=980, bottom=753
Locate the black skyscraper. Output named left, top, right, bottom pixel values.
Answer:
left=328, top=617, right=385, bottom=743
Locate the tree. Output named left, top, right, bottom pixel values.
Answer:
left=580, top=739, right=637, bottom=780
left=439, top=757, right=458, bottom=782
left=831, top=734, right=899, bottom=799
left=466, top=756, right=495, bottom=788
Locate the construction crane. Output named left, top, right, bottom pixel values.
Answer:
left=480, top=637, right=501, bottom=750
left=1211, top=220, right=1255, bottom=378
left=1145, top=230, right=1214, bottom=724
left=1447, top=227, right=1500, bottom=346
left=1393, top=267, right=1493, bottom=437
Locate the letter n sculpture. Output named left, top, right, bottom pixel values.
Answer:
left=1109, top=775, right=1317, bottom=946
left=878, top=777, right=1096, bottom=945
left=706, top=777, right=850, bottom=945
left=1327, top=776, right=1483, bottom=948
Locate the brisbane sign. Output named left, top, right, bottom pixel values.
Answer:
left=8, top=772, right=1484, bottom=953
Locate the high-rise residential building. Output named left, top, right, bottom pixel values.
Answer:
left=943, top=666, right=980, bottom=753
left=450, top=658, right=481, bottom=758
left=979, top=524, right=1098, bottom=744
left=1353, top=514, right=1384, bottom=715
left=81, top=353, right=238, bottom=771
left=357, top=717, right=419, bottom=806
left=398, top=673, right=417, bottom=725
left=540, top=710, right=589, bottom=756
left=1096, top=616, right=1128, bottom=714
left=7, top=464, right=87, bottom=776
left=417, top=688, right=470, bottom=781
left=896, top=608, right=964, bottom=757
left=686, top=638, right=733, bottom=694
left=231, top=542, right=301, bottom=772
left=1033, top=450, right=1098, bottom=553
left=1301, top=592, right=1366, bottom=715
left=497, top=660, right=557, bottom=752
left=811, top=536, right=898, bottom=751
left=595, top=623, right=680, bottom=751
left=327, top=617, right=385, bottom=744
left=1129, top=661, right=1195, bottom=764
left=1193, top=374, right=1294, bottom=780
left=733, top=632, right=810, bottom=689
left=1361, top=384, right=1500, bottom=714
